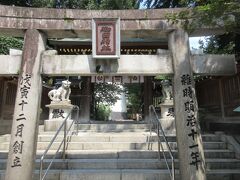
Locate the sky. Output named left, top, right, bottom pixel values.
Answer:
left=189, top=37, right=205, bottom=50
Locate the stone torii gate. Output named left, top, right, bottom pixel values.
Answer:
left=0, top=5, right=236, bottom=180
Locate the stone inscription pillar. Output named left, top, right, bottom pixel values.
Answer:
left=5, top=30, right=46, bottom=180
left=168, top=29, right=206, bottom=180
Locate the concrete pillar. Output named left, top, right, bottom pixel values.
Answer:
left=168, top=29, right=206, bottom=180
left=79, top=77, right=91, bottom=122
left=144, top=77, right=153, bottom=120
left=5, top=30, right=46, bottom=180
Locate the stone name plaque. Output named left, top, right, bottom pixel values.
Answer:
left=92, top=18, right=120, bottom=59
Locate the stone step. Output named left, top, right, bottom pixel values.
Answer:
left=207, top=169, right=240, bottom=180
left=75, top=124, right=150, bottom=131
left=1, top=158, right=239, bottom=170
left=59, top=129, right=151, bottom=133
left=33, top=149, right=235, bottom=159
left=34, top=133, right=221, bottom=143
left=206, top=159, right=240, bottom=169
left=0, top=132, right=221, bottom=143
left=0, top=141, right=227, bottom=151
left=0, top=132, right=155, bottom=143
left=1, top=169, right=240, bottom=180
left=40, top=133, right=222, bottom=143
left=1, top=169, right=178, bottom=180
left=0, top=149, right=235, bottom=159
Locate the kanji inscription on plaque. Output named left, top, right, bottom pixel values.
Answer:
left=96, top=21, right=116, bottom=55
left=92, top=18, right=120, bottom=59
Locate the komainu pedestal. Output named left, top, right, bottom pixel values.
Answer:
left=159, top=100, right=175, bottom=135
left=44, top=80, right=74, bottom=131
left=44, top=102, right=74, bottom=131
left=159, top=80, right=176, bottom=135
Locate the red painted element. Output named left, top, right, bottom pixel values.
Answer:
left=96, top=21, right=116, bottom=55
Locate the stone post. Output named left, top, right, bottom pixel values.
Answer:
left=168, top=29, right=206, bottom=180
left=5, top=30, right=46, bottom=180
left=79, top=77, right=91, bottom=122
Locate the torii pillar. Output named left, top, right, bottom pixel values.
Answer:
left=169, top=29, right=206, bottom=180
left=5, top=30, right=46, bottom=180
left=79, top=76, right=91, bottom=122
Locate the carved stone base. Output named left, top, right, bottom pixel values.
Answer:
left=160, top=100, right=174, bottom=119
left=159, top=118, right=176, bottom=135
left=44, top=119, right=74, bottom=131
left=46, top=102, right=74, bottom=120
left=44, top=102, right=74, bottom=131
left=159, top=100, right=175, bottom=134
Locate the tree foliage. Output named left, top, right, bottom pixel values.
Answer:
left=94, top=83, right=124, bottom=106
left=0, top=0, right=30, bottom=6
left=199, top=34, right=235, bottom=54
left=0, top=0, right=137, bottom=9
left=30, top=0, right=89, bottom=8
left=140, top=0, right=240, bottom=60
left=138, top=0, right=192, bottom=9
left=125, top=84, right=142, bottom=113
left=96, top=0, right=137, bottom=10
left=95, top=103, right=111, bottom=121
left=164, top=0, right=240, bottom=34
left=0, top=36, right=23, bottom=54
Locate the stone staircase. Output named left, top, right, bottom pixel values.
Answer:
left=0, top=123, right=239, bottom=180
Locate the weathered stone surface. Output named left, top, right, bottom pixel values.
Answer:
left=159, top=118, right=176, bottom=135
left=45, top=95, right=74, bottom=131
left=0, top=55, right=21, bottom=75
left=160, top=105, right=174, bottom=118
left=5, top=30, right=46, bottom=180
left=169, top=29, right=206, bottom=180
left=0, top=5, right=182, bottom=20
left=0, top=5, right=224, bottom=38
left=46, top=103, right=74, bottom=120
left=42, top=54, right=173, bottom=76
left=44, top=119, right=74, bottom=131
left=192, top=54, right=236, bottom=75
left=0, top=54, right=236, bottom=76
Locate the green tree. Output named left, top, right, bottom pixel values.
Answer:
left=26, top=0, right=137, bottom=9
left=141, top=1, right=239, bottom=43
left=94, top=83, right=124, bottom=106
left=125, top=84, right=142, bottom=114
left=97, top=0, right=136, bottom=10
left=160, top=0, right=240, bottom=61
left=139, top=0, right=187, bottom=8
left=0, top=36, right=23, bottom=54
left=199, top=34, right=235, bottom=54
left=93, top=83, right=124, bottom=121
left=30, top=0, right=89, bottom=8
left=0, top=0, right=29, bottom=6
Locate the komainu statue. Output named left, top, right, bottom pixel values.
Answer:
left=48, top=80, right=71, bottom=103
left=161, top=79, right=173, bottom=102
